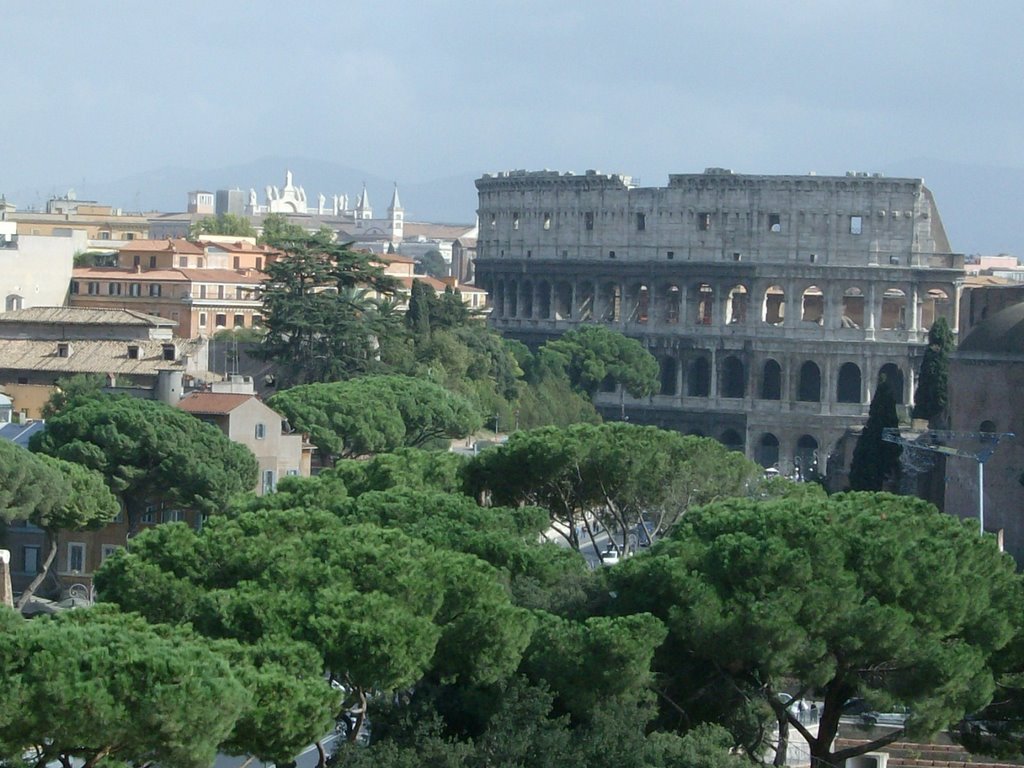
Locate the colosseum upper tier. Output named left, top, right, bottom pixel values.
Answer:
left=473, top=167, right=965, bottom=476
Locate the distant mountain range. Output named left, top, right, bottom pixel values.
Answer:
left=8, top=156, right=1022, bottom=256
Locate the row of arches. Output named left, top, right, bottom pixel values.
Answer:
left=488, top=276, right=955, bottom=333
left=686, top=428, right=821, bottom=475
left=657, top=355, right=905, bottom=405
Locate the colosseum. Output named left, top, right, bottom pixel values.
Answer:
left=474, top=168, right=965, bottom=479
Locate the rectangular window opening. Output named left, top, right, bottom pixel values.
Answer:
left=850, top=215, right=863, bottom=235
left=698, top=212, right=711, bottom=231
left=584, top=212, right=594, bottom=231
left=636, top=212, right=646, bottom=231
left=768, top=214, right=781, bottom=232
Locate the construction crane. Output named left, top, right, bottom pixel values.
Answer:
left=882, top=428, right=1014, bottom=536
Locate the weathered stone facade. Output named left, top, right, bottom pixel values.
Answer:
left=475, top=168, right=965, bottom=476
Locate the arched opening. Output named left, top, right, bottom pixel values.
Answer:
left=881, top=288, right=907, bottom=330
left=536, top=280, right=552, bottom=319
left=841, top=287, right=865, bottom=328
left=725, top=285, right=748, bottom=325
left=836, top=362, right=862, bottom=403
left=687, top=357, right=710, bottom=397
left=795, top=435, right=819, bottom=480
left=663, top=284, right=681, bottom=324
left=577, top=281, right=595, bottom=321
left=599, top=282, right=620, bottom=322
left=695, top=283, right=714, bottom=325
left=553, top=281, right=573, bottom=320
left=980, top=420, right=997, bottom=433
left=878, top=363, right=904, bottom=404
left=508, top=281, right=519, bottom=318
left=5, top=294, right=24, bottom=312
left=798, top=361, right=821, bottom=402
left=721, top=356, right=745, bottom=398
left=801, top=285, right=824, bottom=324
left=757, top=433, right=780, bottom=468
left=921, top=287, right=951, bottom=330
left=761, top=359, right=782, bottom=400
left=521, top=280, right=534, bottom=318
left=720, top=429, right=744, bottom=453
left=492, top=280, right=505, bottom=318
left=687, top=429, right=706, bottom=438
left=659, top=357, right=678, bottom=396
left=763, top=285, right=786, bottom=325
left=626, top=283, right=649, bottom=323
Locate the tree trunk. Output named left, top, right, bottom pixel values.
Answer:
left=315, top=741, right=327, bottom=768
left=16, top=531, right=57, bottom=609
left=349, top=686, right=368, bottom=744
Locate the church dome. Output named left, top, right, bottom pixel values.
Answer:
left=958, top=302, right=1024, bottom=354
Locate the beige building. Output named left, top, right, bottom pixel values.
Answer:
left=177, top=375, right=313, bottom=494
left=0, top=221, right=86, bottom=314
left=0, top=307, right=208, bottom=419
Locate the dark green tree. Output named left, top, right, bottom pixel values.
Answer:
left=0, top=606, right=247, bottom=768
left=268, top=375, right=482, bottom=462
left=17, top=455, right=120, bottom=607
left=609, top=492, right=1022, bottom=767
left=30, top=395, right=258, bottom=529
left=912, top=316, right=955, bottom=424
left=415, top=249, right=449, bottom=279
left=537, top=325, right=660, bottom=398
left=406, top=279, right=436, bottom=340
left=255, top=236, right=399, bottom=385
left=189, top=212, right=257, bottom=239
left=849, top=375, right=901, bottom=491
left=258, top=212, right=314, bottom=247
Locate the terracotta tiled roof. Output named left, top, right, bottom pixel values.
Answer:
left=73, top=267, right=188, bottom=281
left=177, top=392, right=253, bottom=415
left=374, top=252, right=415, bottom=265
left=0, top=307, right=173, bottom=327
left=119, top=238, right=204, bottom=254
left=177, top=269, right=265, bottom=284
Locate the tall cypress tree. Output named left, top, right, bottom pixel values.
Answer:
left=849, top=375, right=901, bottom=491
left=911, top=317, right=954, bottom=424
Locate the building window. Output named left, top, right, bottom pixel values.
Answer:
left=234, top=314, right=245, bottom=327
left=215, top=313, right=227, bottom=327
left=108, top=282, right=122, bottom=295
left=101, top=545, right=120, bottom=562
left=636, top=212, right=646, bottom=231
left=179, top=256, right=188, bottom=267
left=850, top=216, right=863, bottom=235
left=255, top=423, right=267, bottom=440
left=127, top=345, right=140, bottom=360
left=6, top=294, right=24, bottom=311
left=218, top=285, right=225, bottom=299
left=125, top=233, right=135, bottom=240
left=88, top=282, right=100, bottom=295
left=57, top=342, right=70, bottom=358
left=733, top=252, right=742, bottom=261
left=161, top=343, right=176, bottom=361
left=585, top=212, right=594, bottom=230
left=286, top=469, right=300, bottom=476
left=256, top=257, right=263, bottom=270
left=67, top=543, right=85, bottom=573
left=99, top=231, right=111, bottom=240
left=129, top=283, right=141, bottom=297
left=71, top=281, right=80, bottom=294
left=199, top=285, right=207, bottom=299
left=768, top=214, right=781, bottom=232
left=666, top=251, right=674, bottom=260
left=490, top=213, right=496, bottom=229
left=512, top=213, right=519, bottom=230
left=133, top=255, right=141, bottom=267
left=262, top=469, right=276, bottom=494
left=608, top=250, right=616, bottom=259
left=252, top=314, right=263, bottom=327
left=199, top=312, right=207, bottom=327
left=162, top=508, right=184, bottom=523
left=149, top=256, right=157, bottom=268
left=233, top=256, right=241, bottom=269
left=149, top=284, right=162, bottom=297
left=141, top=505, right=156, bottom=524
left=23, top=546, right=41, bottom=574
left=810, top=253, right=818, bottom=263
left=698, top=212, right=711, bottom=231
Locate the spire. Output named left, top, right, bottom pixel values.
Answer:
left=356, top=182, right=369, bottom=211
left=389, top=182, right=402, bottom=211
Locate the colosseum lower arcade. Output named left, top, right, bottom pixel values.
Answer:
left=475, top=168, right=964, bottom=479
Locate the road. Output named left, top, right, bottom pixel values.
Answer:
left=213, top=734, right=340, bottom=768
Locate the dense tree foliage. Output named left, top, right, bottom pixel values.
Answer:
left=912, top=317, right=954, bottom=424
left=30, top=395, right=258, bottom=526
left=537, top=324, right=660, bottom=398
left=0, top=441, right=120, bottom=605
left=268, top=375, right=482, bottom=461
left=414, top=249, right=449, bottom=279
left=849, top=375, right=901, bottom=490
left=189, top=212, right=257, bottom=239
left=258, top=212, right=316, bottom=246
left=464, top=422, right=759, bottom=556
left=256, top=235, right=399, bottom=386
left=0, top=606, right=248, bottom=768
left=609, top=493, right=1022, bottom=766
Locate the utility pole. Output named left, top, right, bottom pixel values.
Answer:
left=882, top=428, right=1014, bottom=536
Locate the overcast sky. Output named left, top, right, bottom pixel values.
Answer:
left=4, top=1, right=1024, bottom=234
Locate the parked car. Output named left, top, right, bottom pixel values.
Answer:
left=600, top=547, right=622, bottom=566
